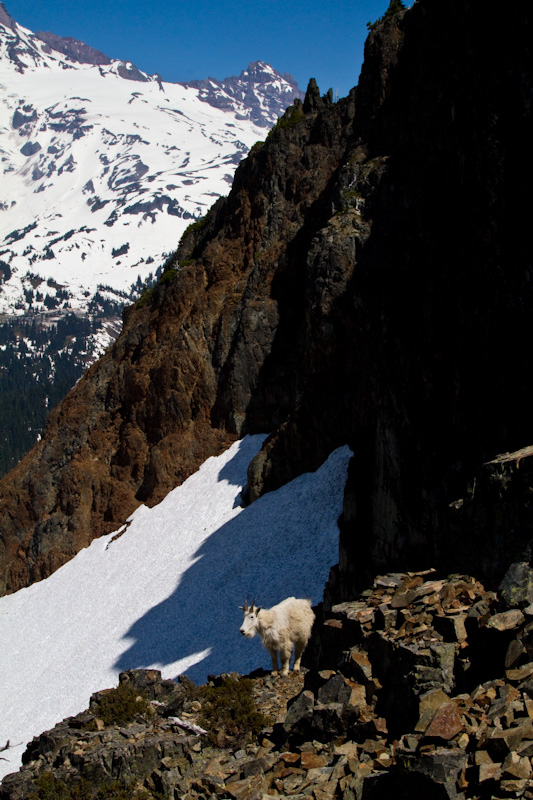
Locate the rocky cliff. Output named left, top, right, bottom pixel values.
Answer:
left=0, top=0, right=532, bottom=596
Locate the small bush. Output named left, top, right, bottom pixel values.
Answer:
left=268, top=104, right=305, bottom=139
left=27, top=772, right=72, bottom=800
left=93, top=682, right=151, bottom=727
left=182, top=216, right=207, bottom=239
left=367, top=0, right=405, bottom=30
left=158, top=267, right=177, bottom=285
left=136, top=286, right=154, bottom=308
left=198, top=675, right=269, bottom=747
left=27, top=773, right=150, bottom=800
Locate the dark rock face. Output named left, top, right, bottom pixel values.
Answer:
left=0, top=0, right=531, bottom=595
left=19, top=140, right=41, bottom=156
left=0, top=2, right=15, bottom=31
left=34, top=30, right=111, bottom=66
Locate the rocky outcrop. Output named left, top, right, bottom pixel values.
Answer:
left=5, top=572, right=533, bottom=799
left=0, top=0, right=531, bottom=595
left=34, top=31, right=111, bottom=65
left=0, top=2, right=15, bottom=32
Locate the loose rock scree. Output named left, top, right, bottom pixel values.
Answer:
left=239, top=597, right=315, bottom=676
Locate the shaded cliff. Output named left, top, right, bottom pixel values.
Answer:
left=0, top=0, right=532, bottom=596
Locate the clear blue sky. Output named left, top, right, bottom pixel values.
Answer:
left=5, top=0, right=392, bottom=99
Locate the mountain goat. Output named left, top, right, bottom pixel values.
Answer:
left=239, top=597, right=315, bottom=676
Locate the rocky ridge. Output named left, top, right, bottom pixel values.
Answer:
left=33, top=30, right=112, bottom=67
left=5, top=569, right=533, bottom=798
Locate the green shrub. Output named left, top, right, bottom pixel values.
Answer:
left=182, top=216, right=207, bottom=239
left=158, top=267, right=177, bottom=286
left=267, top=104, right=305, bottom=140
left=198, top=675, right=269, bottom=747
left=367, top=0, right=405, bottom=30
left=93, top=682, right=151, bottom=727
left=136, top=286, right=154, bottom=308
left=28, top=773, right=150, bottom=800
left=27, top=772, right=73, bottom=800
left=136, top=265, right=178, bottom=308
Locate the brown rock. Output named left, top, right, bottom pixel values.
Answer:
left=486, top=719, right=533, bottom=758
left=281, top=772, right=304, bottom=793
left=415, top=688, right=451, bottom=733
left=300, top=752, right=328, bottom=770
left=423, top=702, right=464, bottom=741
left=506, top=662, right=533, bottom=682
left=344, top=647, right=373, bottom=684
left=524, top=695, right=533, bottom=718
left=312, top=786, right=338, bottom=800
left=281, top=752, right=300, bottom=766
left=501, top=778, right=528, bottom=793
left=333, top=741, right=358, bottom=758
left=433, top=613, right=467, bottom=642
left=505, top=638, right=526, bottom=669
left=390, top=589, right=416, bottom=609
left=502, top=751, right=532, bottom=780
left=478, top=762, right=502, bottom=782
left=486, top=609, right=525, bottom=631
left=474, top=750, right=494, bottom=766
left=374, top=751, right=392, bottom=768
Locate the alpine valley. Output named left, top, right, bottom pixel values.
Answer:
left=0, top=1, right=303, bottom=474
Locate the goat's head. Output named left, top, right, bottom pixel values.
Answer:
left=239, top=598, right=261, bottom=638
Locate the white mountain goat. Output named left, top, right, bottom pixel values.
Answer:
left=239, top=597, right=315, bottom=676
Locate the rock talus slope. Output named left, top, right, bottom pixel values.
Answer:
left=0, top=0, right=532, bottom=595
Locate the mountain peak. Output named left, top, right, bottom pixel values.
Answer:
left=182, top=60, right=305, bottom=127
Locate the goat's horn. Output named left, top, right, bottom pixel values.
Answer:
left=251, top=598, right=257, bottom=610
left=243, top=597, right=248, bottom=612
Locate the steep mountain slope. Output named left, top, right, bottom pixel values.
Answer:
left=0, top=2, right=303, bottom=475
left=0, top=0, right=531, bottom=597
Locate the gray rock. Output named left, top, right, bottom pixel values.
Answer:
left=499, top=562, right=533, bottom=609
left=285, top=690, right=315, bottom=726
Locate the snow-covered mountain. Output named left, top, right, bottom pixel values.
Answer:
left=0, top=2, right=303, bottom=320
left=0, top=437, right=351, bottom=782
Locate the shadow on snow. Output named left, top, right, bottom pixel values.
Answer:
left=114, top=443, right=350, bottom=684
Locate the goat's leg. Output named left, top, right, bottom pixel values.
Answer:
left=279, top=641, right=292, bottom=676
left=293, top=639, right=306, bottom=672
left=268, top=648, right=279, bottom=675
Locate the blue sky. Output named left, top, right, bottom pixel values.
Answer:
left=5, top=0, right=392, bottom=99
